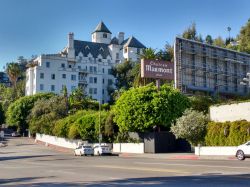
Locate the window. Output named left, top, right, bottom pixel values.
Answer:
left=108, top=69, right=112, bottom=75
left=78, top=66, right=81, bottom=69
left=51, top=85, right=55, bottom=91
left=137, top=48, right=140, bottom=54
left=108, top=79, right=113, bottom=85
left=103, top=33, right=107, bottom=38
left=98, top=59, right=102, bottom=62
left=116, top=53, right=119, bottom=59
left=107, top=59, right=111, bottom=63
left=89, top=88, right=97, bottom=94
left=40, top=73, right=44, bottom=79
left=71, top=74, right=76, bottom=81
left=89, top=77, right=97, bottom=83
left=69, top=65, right=72, bottom=68
left=90, top=66, right=97, bottom=73
left=102, top=68, right=105, bottom=73
left=46, top=62, right=50, bottom=68
left=102, top=89, right=104, bottom=95
left=62, top=74, right=66, bottom=79
left=61, top=63, right=65, bottom=68
left=51, top=74, right=55, bottom=80
left=103, top=79, right=105, bottom=84
left=40, top=84, right=44, bottom=90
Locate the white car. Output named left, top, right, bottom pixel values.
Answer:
left=236, top=141, right=250, bottom=160
left=74, top=145, right=94, bottom=156
left=94, top=144, right=112, bottom=156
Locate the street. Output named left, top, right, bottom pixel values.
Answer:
left=0, top=137, right=250, bottom=186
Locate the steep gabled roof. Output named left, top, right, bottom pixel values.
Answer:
left=110, top=37, right=119, bottom=45
left=74, top=40, right=111, bottom=59
left=92, top=21, right=112, bottom=34
left=123, top=36, right=146, bottom=48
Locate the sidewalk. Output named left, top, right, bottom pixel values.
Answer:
left=118, top=152, right=239, bottom=161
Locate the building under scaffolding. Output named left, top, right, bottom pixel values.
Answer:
left=174, top=37, right=250, bottom=96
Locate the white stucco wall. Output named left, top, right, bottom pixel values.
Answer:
left=210, top=102, right=250, bottom=122
left=113, top=143, right=144, bottom=153
left=36, top=133, right=82, bottom=149
left=195, top=146, right=237, bottom=156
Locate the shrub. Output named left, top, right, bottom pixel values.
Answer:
left=68, top=124, right=80, bottom=139
left=171, top=109, right=208, bottom=146
left=113, top=84, right=190, bottom=132
left=205, top=120, right=250, bottom=146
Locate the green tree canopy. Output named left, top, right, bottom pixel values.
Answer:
left=171, top=109, right=208, bottom=146
left=238, top=19, right=250, bottom=53
left=213, top=36, right=225, bottom=47
left=0, top=102, right=5, bottom=125
left=113, top=84, right=190, bottom=132
left=28, top=95, right=67, bottom=135
left=6, top=93, right=54, bottom=133
left=182, top=22, right=197, bottom=40
left=6, top=62, right=21, bottom=89
left=205, top=35, right=213, bottom=45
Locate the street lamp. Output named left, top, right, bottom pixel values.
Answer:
left=98, top=100, right=102, bottom=145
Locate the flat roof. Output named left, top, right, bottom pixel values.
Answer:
left=175, top=37, right=250, bottom=58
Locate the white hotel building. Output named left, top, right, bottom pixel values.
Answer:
left=26, top=22, right=146, bottom=103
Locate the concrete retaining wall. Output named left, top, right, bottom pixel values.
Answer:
left=113, top=143, right=144, bottom=153
left=195, top=146, right=237, bottom=156
left=210, top=102, right=250, bottom=122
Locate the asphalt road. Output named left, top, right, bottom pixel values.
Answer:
left=0, top=137, right=250, bottom=186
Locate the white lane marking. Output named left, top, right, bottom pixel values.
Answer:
left=134, top=162, right=250, bottom=169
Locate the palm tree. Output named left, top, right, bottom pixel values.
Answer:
left=6, top=62, right=21, bottom=89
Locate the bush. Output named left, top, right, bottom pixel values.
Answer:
left=6, top=93, right=54, bottom=133
left=113, top=84, right=190, bottom=132
left=205, top=120, right=250, bottom=146
left=68, top=124, right=80, bottom=139
left=171, top=109, right=208, bottom=146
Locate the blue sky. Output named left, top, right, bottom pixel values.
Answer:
left=0, top=0, right=249, bottom=70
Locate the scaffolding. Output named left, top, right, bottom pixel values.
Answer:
left=175, top=37, right=250, bottom=96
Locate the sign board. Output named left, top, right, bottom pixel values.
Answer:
left=141, top=59, right=174, bottom=80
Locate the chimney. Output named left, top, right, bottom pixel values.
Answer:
left=67, top=32, right=75, bottom=60
left=68, top=32, right=74, bottom=49
left=118, top=32, right=124, bottom=44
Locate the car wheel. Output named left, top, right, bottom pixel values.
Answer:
left=91, top=154, right=94, bottom=156
left=97, top=151, right=101, bottom=156
left=236, top=150, right=245, bottom=160
left=74, top=152, right=77, bottom=156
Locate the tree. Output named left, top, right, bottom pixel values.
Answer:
left=6, top=93, right=54, bottom=133
left=0, top=102, right=5, bottom=125
left=205, top=35, right=213, bottom=45
left=68, top=87, right=91, bottom=111
left=6, top=62, right=21, bottom=89
left=213, top=36, right=225, bottom=47
left=171, top=109, right=208, bottom=146
left=238, top=19, right=250, bottom=54
left=111, top=60, right=134, bottom=90
left=28, top=95, right=67, bottom=135
left=113, top=84, right=190, bottom=132
left=141, top=48, right=156, bottom=60
left=182, top=22, right=197, bottom=40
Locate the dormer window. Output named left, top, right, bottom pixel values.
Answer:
left=85, top=45, right=90, bottom=50
left=103, top=33, right=107, bottom=38
left=99, top=47, right=104, bottom=51
left=98, top=59, right=102, bottom=62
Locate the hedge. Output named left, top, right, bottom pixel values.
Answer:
left=205, top=120, right=250, bottom=146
